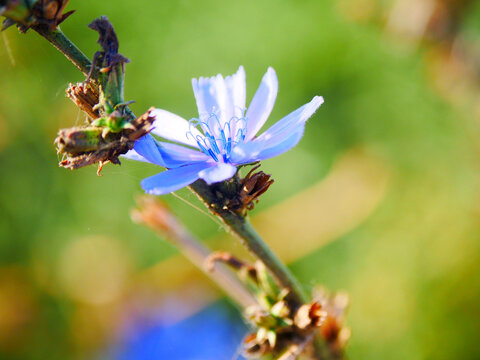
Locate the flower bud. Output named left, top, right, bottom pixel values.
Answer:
left=1, top=0, right=74, bottom=32
left=0, top=0, right=31, bottom=23
left=87, top=16, right=132, bottom=133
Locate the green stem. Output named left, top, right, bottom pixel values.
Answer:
left=33, top=26, right=92, bottom=76
left=32, top=26, right=136, bottom=121
left=189, top=180, right=309, bottom=310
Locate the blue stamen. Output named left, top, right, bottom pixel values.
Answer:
left=208, top=149, right=219, bottom=162
left=226, top=137, right=232, bottom=154
left=187, top=113, right=248, bottom=163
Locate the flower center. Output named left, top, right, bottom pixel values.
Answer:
left=187, top=113, right=247, bottom=163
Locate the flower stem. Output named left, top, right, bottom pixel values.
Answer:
left=132, top=196, right=257, bottom=309
left=189, top=180, right=309, bottom=310
left=32, top=25, right=137, bottom=122
left=33, top=26, right=92, bottom=76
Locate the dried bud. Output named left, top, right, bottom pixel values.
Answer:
left=294, top=301, right=327, bottom=330
left=32, top=0, right=73, bottom=29
left=243, top=333, right=272, bottom=358
left=313, top=288, right=350, bottom=352
left=1, top=0, right=31, bottom=26
left=204, top=252, right=258, bottom=282
left=87, top=16, right=131, bottom=123
left=55, top=126, right=103, bottom=155
left=130, top=196, right=178, bottom=236
left=229, top=164, right=274, bottom=214
left=56, top=107, right=155, bottom=174
left=1, top=0, right=74, bottom=32
left=66, top=82, right=100, bottom=120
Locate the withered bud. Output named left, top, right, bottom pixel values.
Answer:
left=229, top=164, right=274, bottom=214
left=1, top=0, right=74, bottom=32
left=243, top=333, right=272, bottom=359
left=321, top=317, right=351, bottom=351
left=88, top=16, right=121, bottom=59
left=131, top=196, right=178, bottom=236
left=32, top=0, right=73, bottom=28
left=55, top=126, right=103, bottom=155
left=294, top=301, right=327, bottom=330
left=313, top=287, right=350, bottom=352
left=66, top=82, right=100, bottom=120
left=56, top=107, right=155, bottom=174
left=205, top=251, right=258, bottom=282
left=1, top=0, right=31, bottom=26
left=86, top=16, right=129, bottom=90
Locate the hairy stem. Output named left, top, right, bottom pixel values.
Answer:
left=33, top=26, right=91, bottom=76
left=189, top=180, right=309, bottom=310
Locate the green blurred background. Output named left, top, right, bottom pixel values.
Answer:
left=1, top=0, right=480, bottom=359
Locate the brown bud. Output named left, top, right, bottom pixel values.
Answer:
left=56, top=107, right=155, bottom=174
left=243, top=333, right=272, bottom=358
left=130, top=196, right=177, bottom=236
left=204, top=251, right=258, bottom=282
left=294, top=301, right=327, bottom=330
left=66, top=82, right=100, bottom=120
left=229, top=164, right=274, bottom=214
left=7, top=0, right=75, bottom=32
left=313, top=288, right=350, bottom=352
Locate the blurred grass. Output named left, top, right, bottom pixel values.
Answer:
left=1, top=0, right=480, bottom=359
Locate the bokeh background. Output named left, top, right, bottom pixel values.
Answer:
left=1, top=0, right=480, bottom=359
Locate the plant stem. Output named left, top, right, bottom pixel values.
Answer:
left=132, top=196, right=257, bottom=309
left=33, top=26, right=91, bottom=76
left=189, top=180, right=309, bottom=310
left=33, top=25, right=137, bottom=121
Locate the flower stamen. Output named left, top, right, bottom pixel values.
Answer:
left=187, top=113, right=247, bottom=163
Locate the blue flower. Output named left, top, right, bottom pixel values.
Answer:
left=124, top=66, right=324, bottom=195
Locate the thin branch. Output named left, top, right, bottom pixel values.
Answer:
left=131, top=196, right=257, bottom=309
left=33, top=26, right=91, bottom=76
left=189, top=180, right=309, bottom=311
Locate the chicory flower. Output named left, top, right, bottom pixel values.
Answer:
left=124, top=66, right=324, bottom=195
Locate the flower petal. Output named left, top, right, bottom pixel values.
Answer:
left=192, top=73, right=229, bottom=125
left=198, top=163, right=237, bottom=184
left=122, top=149, right=149, bottom=163
left=157, top=142, right=209, bottom=168
left=230, top=128, right=304, bottom=164
left=244, top=67, right=278, bottom=140
left=150, top=109, right=202, bottom=148
left=230, top=96, right=324, bottom=164
left=132, top=134, right=166, bottom=166
left=255, top=96, right=324, bottom=145
left=141, top=162, right=213, bottom=195
left=225, top=66, right=246, bottom=119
